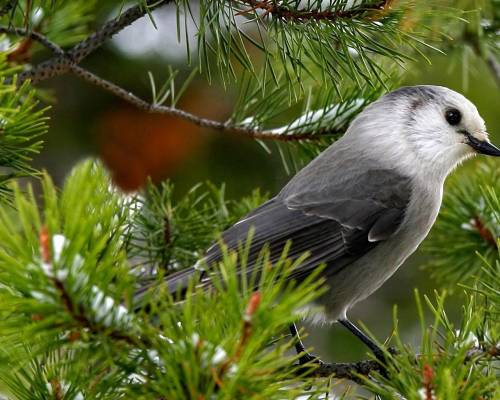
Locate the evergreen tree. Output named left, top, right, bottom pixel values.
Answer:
left=0, top=0, right=498, bottom=398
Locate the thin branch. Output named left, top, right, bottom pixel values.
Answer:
left=39, top=226, right=144, bottom=347
left=303, top=345, right=499, bottom=381
left=69, top=65, right=326, bottom=141
left=2, top=25, right=330, bottom=141
left=51, top=275, right=143, bottom=347
left=17, top=0, right=172, bottom=84
left=305, top=358, right=383, bottom=382
left=0, top=26, right=63, bottom=55
left=236, top=0, right=391, bottom=22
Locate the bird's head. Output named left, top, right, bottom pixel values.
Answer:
left=349, top=85, right=499, bottom=179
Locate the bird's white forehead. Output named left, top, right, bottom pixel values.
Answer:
left=385, top=85, right=485, bottom=131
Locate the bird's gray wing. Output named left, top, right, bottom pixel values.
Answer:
left=202, top=168, right=412, bottom=283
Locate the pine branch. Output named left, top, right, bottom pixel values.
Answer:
left=70, top=65, right=323, bottom=141
left=424, top=160, right=499, bottom=286
left=306, top=344, right=499, bottom=380
left=236, top=0, right=391, bottom=22
left=17, top=0, right=172, bottom=84
left=0, top=26, right=64, bottom=55
left=39, top=226, right=144, bottom=348
left=471, top=215, right=498, bottom=250
left=2, top=15, right=330, bottom=142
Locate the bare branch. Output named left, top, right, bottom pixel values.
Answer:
left=0, top=26, right=63, bottom=55
left=305, top=345, right=500, bottom=381
left=1, top=25, right=330, bottom=141
left=69, top=65, right=328, bottom=141
left=2, top=1, right=345, bottom=142
left=236, top=0, right=392, bottom=22
left=17, top=0, right=172, bottom=84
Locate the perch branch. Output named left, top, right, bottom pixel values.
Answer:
left=304, top=344, right=499, bottom=381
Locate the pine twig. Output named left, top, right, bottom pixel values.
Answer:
left=38, top=226, right=143, bottom=348
left=49, top=378, right=63, bottom=400
left=17, top=0, right=172, bottom=84
left=0, top=16, right=326, bottom=142
left=70, top=65, right=321, bottom=141
left=0, top=26, right=64, bottom=55
left=472, top=215, right=498, bottom=250
left=305, top=358, right=383, bottom=381
left=306, top=345, right=500, bottom=381
left=237, top=0, right=392, bottom=22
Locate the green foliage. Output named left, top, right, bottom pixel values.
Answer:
left=475, top=255, right=500, bottom=315
left=0, top=160, right=331, bottom=399
left=424, top=159, right=499, bottom=286
left=362, top=291, right=499, bottom=399
left=0, top=0, right=101, bottom=203
left=431, top=0, right=500, bottom=87
left=125, top=179, right=268, bottom=273
left=0, top=162, right=132, bottom=345
left=0, top=0, right=498, bottom=398
left=232, top=76, right=386, bottom=171
left=176, top=0, right=459, bottom=87
left=0, top=160, right=498, bottom=399
left=5, top=0, right=97, bottom=47
left=0, top=63, right=47, bottom=201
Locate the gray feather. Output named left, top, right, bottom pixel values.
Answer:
left=201, top=163, right=411, bottom=285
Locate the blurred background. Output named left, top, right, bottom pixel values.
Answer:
left=32, top=2, right=500, bottom=366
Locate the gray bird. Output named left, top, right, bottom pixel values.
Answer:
left=160, top=85, right=500, bottom=362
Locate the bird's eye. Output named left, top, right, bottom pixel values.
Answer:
left=445, top=108, right=462, bottom=126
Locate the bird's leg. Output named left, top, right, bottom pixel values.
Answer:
left=338, top=318, right=386, bottom=363
left=289, top=323, right=323, bottom=365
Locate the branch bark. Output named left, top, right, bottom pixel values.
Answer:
left=17, top=0, right=171, bottom=84
left=2, top=1, right=345, bottom=141
left=70, top=65, right=325, bottom=141
left=0, top=26, right=64, bottom=55
left=1, top=26, right=333, bottom=141
left=237, top=0, right=391, bottom=21
left=304, top=358, right=383, bottom=382
left=302, top=344, right=499, bottom=381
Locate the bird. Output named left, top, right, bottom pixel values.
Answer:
left=154, top=85, right=500, bottom=363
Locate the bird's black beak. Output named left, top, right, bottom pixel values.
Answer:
left=466, top=133, right=500, bottom=156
